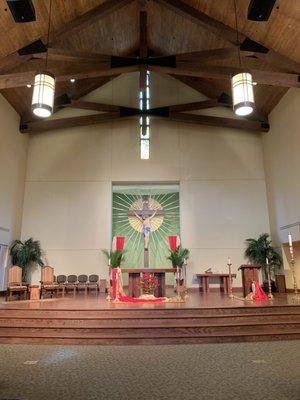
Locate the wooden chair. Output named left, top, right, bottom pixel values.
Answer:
left=87, top=274, right=99, bottom=293
left=40, top=266, right=59, bottom=299
left=77, top=274, right=88, bottom=295
left=66, top=275, right=77, bottom=295
left=6, top=266, right=27, bottom=301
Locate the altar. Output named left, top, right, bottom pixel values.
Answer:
left=121, top=268, right=177, bottom=297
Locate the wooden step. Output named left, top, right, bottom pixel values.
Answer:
left=0, top=306, right=299, bottom=319
left=0, top=314, right=299, bottom=328
left=0, top=323, right=299, bottom=339
left=1, top=334, right=300, bottom=345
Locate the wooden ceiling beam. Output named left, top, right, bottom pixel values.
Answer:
left=20, top=111, right=121, bottom=133
left=20, top=107, right=269, bottom=134
left=153, top=0, right=300, bottom=74
left=67, top=100, right=120, bottom=112
left=32, top=48, right=111, bottom=64
left=0, top=65, right=140, bottom=90
left=149, top=65, right=300, bottom=88
left=169, top=99, right=229, bottom=112
left=168, top=112, right=269, bottom=132
left=3, top=57, right=298, bottom=90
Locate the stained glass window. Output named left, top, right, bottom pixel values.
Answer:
left=139, top=71, right=150, bottom=160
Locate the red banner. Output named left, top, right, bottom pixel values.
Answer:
left=168, top=235, right=180, bottom=251
left=116, top=236, right=125, bottom=251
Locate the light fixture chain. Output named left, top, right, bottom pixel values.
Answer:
left=45, top=0, right=53, bottom=70
left=233, top=0, right=242, bottom=69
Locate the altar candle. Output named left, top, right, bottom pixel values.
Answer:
left=266, top=257, right=269, bottom=265
left=108, top=258, right=111, bottom=266
left=227, top=257, right=231, bottom=265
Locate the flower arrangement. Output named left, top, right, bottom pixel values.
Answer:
left=138, top=273, right=159, bottom=295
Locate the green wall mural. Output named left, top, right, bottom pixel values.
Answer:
left=112, top=185, right=180, bottom=268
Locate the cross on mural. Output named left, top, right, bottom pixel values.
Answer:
left=128, top=195, right=165, bottom=268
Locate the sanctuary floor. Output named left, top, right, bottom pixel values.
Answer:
left=1, top=290, right=298, bottom=310
left=0, top=341, right=299, bottom=400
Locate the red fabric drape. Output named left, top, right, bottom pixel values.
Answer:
left=116, top=236, right=125, bottom=251
left=253, top=281, right=268, bottom=301
left=111, top=267, right=165, bottom=303
left=168, top=236, right=178, bottom=251
left=112, top=268, right=118, bottom=299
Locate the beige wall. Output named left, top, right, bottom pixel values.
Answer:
left=263, top=88, right=300, bottom=288
left=0, top=95, right=28, bottom=245
left=22, top=73, right=270, bottom=286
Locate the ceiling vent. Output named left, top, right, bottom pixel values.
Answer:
left=247, top=0, right=276, bottom=21
left=6, top=0, right=36, bottom=23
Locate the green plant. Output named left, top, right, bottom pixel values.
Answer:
left=9, top=238, right=44, bottom=282
left=102, top=249, right=125, bottom=267
left=244, top=233, right=282, bottom=280
left=167, top=246, right=189, bottom=268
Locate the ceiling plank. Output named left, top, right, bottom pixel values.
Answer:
left=150, top=65, right=300, bottom=88
left=0, top=0, right=134, bottom=73
left=168, top=112, right=269, bottom=132
left=52, top=0, right=135, bottom=44
left=20, top=111, right=121, bottom=133
left=153, top=0, right=300, bottom=73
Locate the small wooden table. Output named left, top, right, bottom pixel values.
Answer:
left=122, top=268, right=177, bottom=298
left=196, top=273, right=236, bottom=294
left=28, top=285, right=40, bottom=300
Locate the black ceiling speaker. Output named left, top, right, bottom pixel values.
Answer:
left=247, top=0, right=276, bottom=21
left=6, top=0, right=36, bottom=23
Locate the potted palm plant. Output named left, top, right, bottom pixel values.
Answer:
left=102, top=249, right=125, bottom=268
left=167, top=245, right=190, bottom=285
left=9, top=238, right=44, bottom=283
left=244, top=233, right=282, bottom=288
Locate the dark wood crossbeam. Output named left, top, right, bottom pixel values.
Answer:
left=149, top=65, right=300, bottom=88
left=20, top=112, right=121, bottom=133
left=0, top=65, right=140, bottom=90
left=153, top=0, right=300, bottom=74
left=20, top=100, right=269, bottom=134
left=2, top=58, right=300, bottom=90
left=67, top=100, right=120, bottom=113
left=169, top=99, right=230, bottom=112
left=32, top=48, right=111, bottom=64
left=168, top=112, right=269, bottom=132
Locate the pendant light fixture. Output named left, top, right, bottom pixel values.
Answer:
left=32, top=0, right=55, bottom=118
left=231, top=0, right=255, bottom=116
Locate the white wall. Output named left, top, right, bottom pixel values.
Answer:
left=0, top=95, right=28, bottom=245
left=263, top=88, right=300, bottom=288
left=22, top=73, right=270, bottom=286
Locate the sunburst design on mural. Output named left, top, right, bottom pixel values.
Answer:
left=128, top=198, right=164, bottom=233
left=112, top=191, right=180, bottom=268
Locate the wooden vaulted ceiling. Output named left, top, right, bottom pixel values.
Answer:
left=0, top=0, right=299, bottom=132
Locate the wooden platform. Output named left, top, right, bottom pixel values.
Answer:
left=0, top=291, right=299, bottom=345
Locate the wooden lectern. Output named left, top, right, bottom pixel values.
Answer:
left=239, top=265, right=261, bottom=297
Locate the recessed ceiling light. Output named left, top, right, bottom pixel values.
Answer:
left=26, top=83, right=32, bottom=88
left=70, top=78, right=75, bottom=83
